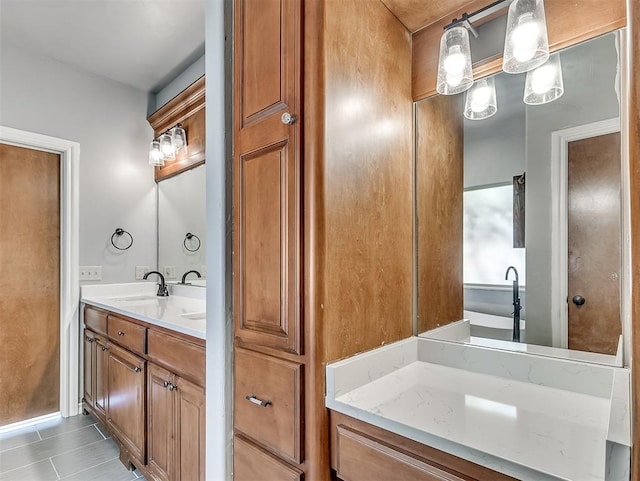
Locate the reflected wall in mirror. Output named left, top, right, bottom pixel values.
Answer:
left=416, top=32, right=624, bottom=358
left=158, top=163, right=206, bottom=285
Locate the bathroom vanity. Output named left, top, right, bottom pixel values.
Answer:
left=81, top=283, right=206, bottom=481
left=326, top=337, right=631, bottom=481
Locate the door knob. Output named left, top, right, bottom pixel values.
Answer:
left=572, top=295, right=586, bottom=306
left=281, top=112, right=296, bottom=125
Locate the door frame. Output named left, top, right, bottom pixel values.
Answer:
left=550, top=118, right=621, bottom=350
left=0, top=126, right=80, bottom=418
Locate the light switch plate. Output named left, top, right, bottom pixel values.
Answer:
left=135, top=266, right=150, bottom=280
left=80, top=266, right=102, bottom=281
left=164, top=266, right=176, bottom=279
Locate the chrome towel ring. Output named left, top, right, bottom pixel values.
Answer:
left=184, top=232, right=201, bottom=252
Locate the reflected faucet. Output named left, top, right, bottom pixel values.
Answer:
left=180, top=269, right=202, bottom=285
left=143, top=270, right=169, bottom=297
left=505, top=266, right=522, bottom=342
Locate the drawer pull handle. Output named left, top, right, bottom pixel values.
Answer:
left=117, top=330, right=125, bottom=336
left=246, top=395, right=271, bottom=407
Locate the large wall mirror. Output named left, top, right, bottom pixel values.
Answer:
left=157, top=164, right=206, bottom=286
left=416, top=32, right=626, bottom=360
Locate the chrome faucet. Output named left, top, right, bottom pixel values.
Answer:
left=143, top=270, right=169, bottom=297
left=180, top=269, right=201, bottom=285
left=505, top=266, right=522, bottom=342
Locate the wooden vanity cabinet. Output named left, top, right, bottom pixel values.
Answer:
left=330, top=412, right=516, bottom=481
left=82, top=305, right=205, bottom=479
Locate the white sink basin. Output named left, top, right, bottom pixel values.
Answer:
left=181, top=312, right=206, bottom=321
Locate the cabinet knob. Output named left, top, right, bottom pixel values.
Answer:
left=572, top=295, right=586, bottom=306
left=281, top=112, right=296, bottom=125
left=101, top=346, right=108, bottom=351
left=134, top=366, right=141, bottom=373
left=246, top=394, right=272, bottom=407
left=168, top=383, right=177, bottom=391
left=117, top=330, right=125, bottom=336
left=87, top=337, right=94, bottom=343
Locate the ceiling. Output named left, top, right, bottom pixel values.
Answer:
left=0, top=0, right=205, bottom=93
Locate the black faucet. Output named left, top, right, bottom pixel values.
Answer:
left=180, top=269, right=202, bottom=285
left=505, top=266, right=522, bottom=342
left=143, top=270, right=169, bottom=297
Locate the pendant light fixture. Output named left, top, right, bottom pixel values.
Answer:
left=159, top=131, right=176, bottom=161
left=172, top=124, right=188, bottom=153
left=436, top=25, right=474, bottom=95
left=148, top=140, right=164, bottom=166
left=523, top=54, right=564, bottom=105
left=464, top=77, right=498, bottom=120
left=503, top=0, right=549, bottom=74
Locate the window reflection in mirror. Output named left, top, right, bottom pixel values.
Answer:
left=157, top=164, right=206, bottom=286
left=416, top=32, right=624, bottom=361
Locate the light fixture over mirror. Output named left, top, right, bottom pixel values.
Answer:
left=503, top=0, right=550, bottom=74
left=524, top=54, right=564, bottom=105
left=149, top=123, right=188, bottom=166
left=464, top=77, right=498, bottom=120
left=436, top=26, right=474, bottom=95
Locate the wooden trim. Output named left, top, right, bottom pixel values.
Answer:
left=304, top=0, right=329, bottom=480
left=628, top=0, right=640, bottom=477
left=412, top=0, right=627, bottom=101
left=148, top=76, right=206, bottom=132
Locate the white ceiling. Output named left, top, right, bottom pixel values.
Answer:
left=0, top=0, right=205, bottom=92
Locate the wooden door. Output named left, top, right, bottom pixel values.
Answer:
left=176, top=376, right=205, bottom=481
left=83, top=331, right=96, bottom=409
left=234, top=0, right=303, bottom=354
left=0, top=143, right=60, bottom=426
left=107, top=343, right=146, bottom=463
left=567, top=132, right=621, bottom=355
left=147, top=363, right=176, bottom=481
left=94, top=335, right=109, bottom=420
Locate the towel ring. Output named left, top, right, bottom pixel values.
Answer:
left=111, top=228, right=134, bottom=250
left=184, top=232, right=201, bottom=252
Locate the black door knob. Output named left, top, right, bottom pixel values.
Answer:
left=572, top=295, right=586, bottom=306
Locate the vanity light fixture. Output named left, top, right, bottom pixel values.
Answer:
left=436, top=25, right=474, bottom=95
left=464, top=76, right=498, bottom=120
left=148, top=123, right=188, bottom=166
left=523, top=53, right=564, bottom=105
left=502, top=0, right=549, bottom=74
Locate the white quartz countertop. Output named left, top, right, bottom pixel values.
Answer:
left=326, top=337, right=631, bottom=481
left=81, top=283, right=206, bottom=340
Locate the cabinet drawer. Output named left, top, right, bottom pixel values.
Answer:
left=85, top=306, right=107, bottom=335
left=234, top=348, right=303, bottom=463
left=336, top=425, right=468, bottom=481
left=147, top=329, right=205, bottom=387
left=108, top=315, right=146, bottom=355
left=234, top=435, right=302, bottom=481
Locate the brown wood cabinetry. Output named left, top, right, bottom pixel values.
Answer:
left=330, top=412, right=516, bottom=481
left=82, top=305, right=205, bottom=480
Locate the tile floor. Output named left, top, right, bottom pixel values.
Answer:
left=0, top=414, right=147, bottom=481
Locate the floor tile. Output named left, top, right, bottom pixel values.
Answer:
left=0, top=426, right=40, bottom=452
left=51, top=437, right=119, bottom=478
left=0, top=425, right=103, bottom=473
left=94, top=423, right=108, bottom=439
left=36, top=414, right=97, bottom=440
left=59, top=458, right=138, bottom=481
left=0, top=459, right=58, bottom=481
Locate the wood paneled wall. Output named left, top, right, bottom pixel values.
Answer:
left=415, top=96, right=464, bottom=334
left=412, top=0, right=627, bottom=101
left=320, top=0, right=414, bottom=362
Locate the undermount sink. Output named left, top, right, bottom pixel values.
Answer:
left=181, top=312, right=206, bottom=320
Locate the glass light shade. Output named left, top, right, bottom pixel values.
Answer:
left=172, top=125, right=187, bottom=153
left=159, top=132, right=176, bottom=161
left=523, top=54, right=564, bottom=105
left=503, top=0, right=549, bottom=74
left=436, top=26, right=474, bottom=95
left=464, top=77, right=498, bottom=120
left=148, top=140, right=164, bottom=166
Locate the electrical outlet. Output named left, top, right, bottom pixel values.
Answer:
left=164, top=266, right=176, bottom=279
left=135, top=266, right=150, bottom=280
left=80, top=266, right=102, bottom=281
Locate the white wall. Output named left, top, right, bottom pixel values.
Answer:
left=525, top=34, right=620, bottom=345
left=0, top=43, right=156, bottom=284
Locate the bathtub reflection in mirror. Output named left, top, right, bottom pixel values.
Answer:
left=416, top=32, right=626, bottom=363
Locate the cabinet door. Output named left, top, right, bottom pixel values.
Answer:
left=83, top=330, right=96, bottom=408
left=147, top=363, right=176, bottom=481
left=234, top=0, right=303, bottom=354
left=176, top=376, right=205, bottom=481
left=107, top=343, right=146, bottom=464
left=94, top=335, right=109, bottom=420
